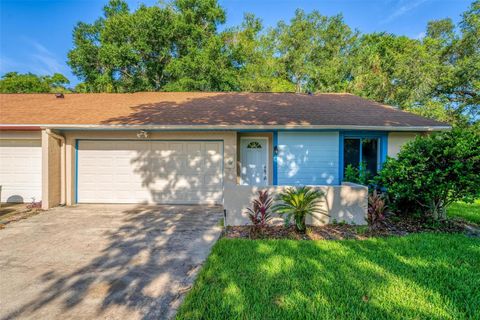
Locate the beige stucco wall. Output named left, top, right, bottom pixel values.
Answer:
left=41, top=130, right=62, bottom=209
left=387, top=132, right=420, bottom=158
left=64, top=130, right=237, bottom=205
left=224, top=182, right=368, bottom=226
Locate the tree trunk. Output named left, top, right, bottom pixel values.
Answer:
left=295, top=215, right=306, bottom=232
left=430, top=199, right=447, bottom=220
left=295, top=82, right=302, bottom=93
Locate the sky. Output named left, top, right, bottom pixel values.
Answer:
left=0, top=0, right=473, bottom=86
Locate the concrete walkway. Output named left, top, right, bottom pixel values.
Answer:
left=0, top=204, right=223, bottom=320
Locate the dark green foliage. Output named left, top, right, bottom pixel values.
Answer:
left=0, top=72, right=70, bottom=93
left=343, top=164, right=358, bottom=183
left=177, top=234, right=480, bottom=319
left=348, top=33, right=435, bottom=109
left=273, top=186, right=324, bottom=232
left=246, top=190, right=273, bottom=229
left=343, top=162, right=369, bottom=185
left=377, top=127, right=480, bottom=220
left=68, top=0, right=235, bottom=92
left=270, top=9, right=357, bottom=93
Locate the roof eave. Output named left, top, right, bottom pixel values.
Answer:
left=5, top=124, right=451, bottom=131
left=0, top=125, right=42, bottom=131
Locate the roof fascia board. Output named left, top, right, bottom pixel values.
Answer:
left=0, top=124, right=451, bottom=132
left=43, top=124, right=451, bottom=132
left=0, top=125, right=41, bottom=131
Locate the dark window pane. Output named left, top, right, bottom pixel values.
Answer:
left=362, top=138, right=378, bottom=177
left=344, top=139, right=360, bottom=171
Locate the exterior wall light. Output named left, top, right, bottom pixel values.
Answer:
left=136, top=130, right=149, bottom=139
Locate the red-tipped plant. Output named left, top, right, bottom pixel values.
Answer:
left=368, top=190, right=387, bottom=229
left=246, top=190, right=273, bottom=230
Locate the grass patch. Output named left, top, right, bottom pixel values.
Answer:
left=448, top=200, right=480, bottom=224
left=177, top=234, right=480, bottom=320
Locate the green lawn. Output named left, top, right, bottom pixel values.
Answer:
left=448, top=200, right=480, bottom=224
left=177, top=234, right=480, bottom=320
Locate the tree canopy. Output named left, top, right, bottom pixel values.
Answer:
left=0, top=72, right=70, bottom=93
left=67, top=0, right=235, bottom=92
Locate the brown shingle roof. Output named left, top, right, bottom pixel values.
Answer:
left=0, top=92, right=447, bottom=128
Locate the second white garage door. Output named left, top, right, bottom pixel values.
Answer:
left=0, top=139, right=42, bottom=203
left=77, top=140, right=223, bottom=204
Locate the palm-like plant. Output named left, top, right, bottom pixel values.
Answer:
left=273, top=186, right=324, bottom=232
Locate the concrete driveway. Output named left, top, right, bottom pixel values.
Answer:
left=0, top=204, right=223, bottom=320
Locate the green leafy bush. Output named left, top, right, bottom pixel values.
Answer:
left=377, top=127, right=480, bottom=220
left=343, top=162, right=369, bottom=185
left=273, top=186, right=324, bottom=232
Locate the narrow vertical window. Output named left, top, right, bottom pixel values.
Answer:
left=344, top=138, right=360, bottom=171
left=362, top=138, right=378, bottom=176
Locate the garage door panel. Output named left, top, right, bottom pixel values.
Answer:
left=0, top=139, right=42, bottom=203
left=77, top=140, right=223, bottom=204
left=163, top=156, right=187, bottom=170
left=203, top=174, right=222, bottom=186
left=187, top=158, right=202, bottom=170
left=166, top=142, right=184, bottom=155
left=205, top=155, right=222, bottom=167
left=205, top=142, right=221, bottom=151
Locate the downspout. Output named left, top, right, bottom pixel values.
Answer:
left=45, top=129, right=66, bottom=205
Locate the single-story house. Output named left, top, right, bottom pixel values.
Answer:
left=0, top=92, right=449, bottom=225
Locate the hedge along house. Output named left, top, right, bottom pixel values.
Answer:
left=0, top=92, right=449, bottom=225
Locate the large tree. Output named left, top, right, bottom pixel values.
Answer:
left=224, top=13, right=293, bottom=92
left=270, top=9, right=357, bottom=93
left=421, top=1, right=480, bottom=123
left=68, top=0, right=175, bottom=92
left=346, top=0, right=479, bottom=124
left=348, top=33, right=436, bottom=109
left=68, top=0, right=236, bottom=92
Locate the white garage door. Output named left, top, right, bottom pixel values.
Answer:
left=77, top=140, right=224, bottom=204
left=0, top=139, right=42, bottom=203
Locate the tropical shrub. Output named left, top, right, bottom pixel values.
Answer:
left=343, top=162, right=369, bottom=185
left=343, top=164, right=358, bottom=183
left=246, top=190, right=273, bottom=229
left=377, top=127, right=480, bottom=220
left=368, top=191, right=387, bottom=229
left=273, top=186, right=324, bottom=232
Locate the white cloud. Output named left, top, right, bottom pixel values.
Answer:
left=0, top=38, right=74, bottom=82
left=381, top=0, right=430, bottom=24
left=21, top=37, right=64, bottom=75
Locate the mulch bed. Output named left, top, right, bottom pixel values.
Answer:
left=0, top=204, right=43, bottom=229
left=224, top=216, right=478, bottom=240
left=225, top=224, right=366, bottom=240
